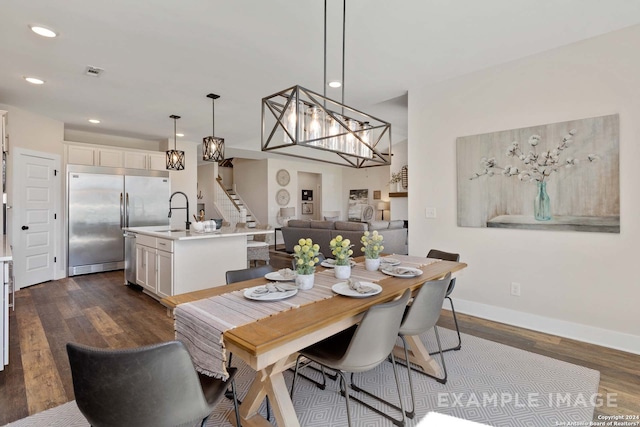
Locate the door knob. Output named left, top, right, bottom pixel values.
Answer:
left=21, top=225, right=29, bottom=230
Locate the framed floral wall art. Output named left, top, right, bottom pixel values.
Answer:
left=456, top=114, right=620, bottom=233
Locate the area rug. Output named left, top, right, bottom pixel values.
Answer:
left=4, top=329, right=600, bottom=427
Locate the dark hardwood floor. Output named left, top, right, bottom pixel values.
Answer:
left=0, top=249, right=638, bottom=424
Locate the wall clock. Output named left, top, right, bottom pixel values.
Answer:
left=276, top=189, right=290, bottom=206
left=276, top=169, right=290, bottom=186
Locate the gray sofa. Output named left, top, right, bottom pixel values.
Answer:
left=281, top=219, right=408, bottom=256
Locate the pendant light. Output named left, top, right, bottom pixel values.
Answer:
left=260, top=0, right=391, bottom=168
left=203, top=93, right=225, bottom=162
left=166, top=115, right=185, bottom=170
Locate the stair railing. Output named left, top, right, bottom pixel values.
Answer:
left=215, top=177, right=259, bottom=227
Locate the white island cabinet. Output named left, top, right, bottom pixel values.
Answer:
left=1, top=237, right=14, bottom=371
left=124, top=226, right=271, bottom=300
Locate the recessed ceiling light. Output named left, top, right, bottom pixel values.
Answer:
left=29, top=25, right=57, bottom=38
left=328, top=81, right=342, bottom=88
left=88, top=119, right=101, bottom=124
left=176, top=133, right=184, bottom=137
left=24, top=76, right=45, bottom=85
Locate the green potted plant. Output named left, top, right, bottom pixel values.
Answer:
left=293, top=238, right=320, bottom=289
left=361, top=230, right=384, bottom=271
left=329, top=235, right=353, bottom=279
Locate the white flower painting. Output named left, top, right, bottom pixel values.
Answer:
left=456, top=114, right=620, bottom=233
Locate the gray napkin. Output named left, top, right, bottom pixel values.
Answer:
left=251, top=282, right=297, bottom=297
left=277, top=268, right=296, bottom=279
left=347, top=278, right=375, bottom=294
left=392, top=267, right=416, bottom=276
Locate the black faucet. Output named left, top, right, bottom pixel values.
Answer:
left=168, top=191, right=190, bottom=230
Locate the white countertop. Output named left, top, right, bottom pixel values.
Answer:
left=0, top=235, right=12, bottom=261
left=124, top=225, right=272, bottom=241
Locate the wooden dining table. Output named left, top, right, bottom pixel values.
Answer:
left=162, top=257, right=467, bottom=427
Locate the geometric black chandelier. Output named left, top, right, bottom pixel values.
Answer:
left=166, top=114, right=185, bottom=171
left=261, top=0, right=391, bottom=168
left=203, top=93, right=224, bottom=162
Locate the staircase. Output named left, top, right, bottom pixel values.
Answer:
left=214, top=176, right=258, bottom=227
left=226, top=188, right=257, bottom=228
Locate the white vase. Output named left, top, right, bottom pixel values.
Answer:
left=396, top=182, right=403, bottom=192
left=365, top=257, right=381, bottom=271
left=334, top=265, right=351, bottom=280
left=295, top=273, right=315, bottom=290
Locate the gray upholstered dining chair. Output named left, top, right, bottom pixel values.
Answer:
left=427, top=249, right=462, bottom=353
left=226, top=264, right=274, bottom=285
left=396, top=273, right=451, bottom=418
left=291, top=289, right=411, bottom=427
left=66, top=340, right=241, bottom=427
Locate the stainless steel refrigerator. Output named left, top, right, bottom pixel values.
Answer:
left=68, top=165, right=170, bottom=276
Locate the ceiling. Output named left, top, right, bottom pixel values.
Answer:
left=2, top=0, right=640, bottom=158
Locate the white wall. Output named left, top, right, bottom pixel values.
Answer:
left=169, top=138, right=198, bottom=230
left=409, top=24, right=640, bottom=353
left=342, top=165, right=391, bottom=221
left=390, top=140, right=408, bottom=221
left=197, top=162, right=220, bottom=219
left=297, top=172, right=321, bottom=220
left=233, top=159, right=269, bottom=224
left=266, top=158, right=343, bottom=227
left=64, top=129, right=162, bottom=151
left=0, top=103, right=67, bottom=280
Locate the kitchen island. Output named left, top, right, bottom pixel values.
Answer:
left=124, top=225, right=272, bottom=301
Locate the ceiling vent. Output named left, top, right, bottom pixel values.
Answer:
left=84, top=66, right=105, bottom=77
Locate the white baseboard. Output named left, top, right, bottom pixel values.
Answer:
left=450, top=298, right=640, bottom=355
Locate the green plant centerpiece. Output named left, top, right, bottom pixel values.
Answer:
left=329, top=235, right=353, bottom=266
left=293, top=238, right=320, bottom=275
left=361, top=230, right=384, bottom=259
left=361, top=230, right=385, bottom=271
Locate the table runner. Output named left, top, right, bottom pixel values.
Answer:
left=175, top=273, right=341, bottom=380
left=175, top=256, right=437, bottom=380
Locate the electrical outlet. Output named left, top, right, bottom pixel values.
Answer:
left=425, top=207, right=437, bottom=219
left=510, top=282, right=521, bottom=297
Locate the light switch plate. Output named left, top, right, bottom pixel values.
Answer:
left=425, top=207, right=437, bottom=218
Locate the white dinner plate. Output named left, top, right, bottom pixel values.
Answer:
left=265, top=271, right=297, bottom=282
left=332, top=281, right=382, bottom=298
left=244, top=285, right=298, bottom=301
left=380, top=257, right=401, bottom=266
left=321, top=259, right=356, bottom=268
left=381, top=267, right=424, bottom=278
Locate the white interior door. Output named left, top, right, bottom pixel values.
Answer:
left=14, top=151, right=57, bottom=288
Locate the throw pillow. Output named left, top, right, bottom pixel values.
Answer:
left=368, top=220, right=390, bottom=230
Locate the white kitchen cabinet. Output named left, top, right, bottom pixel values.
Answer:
left=156, top=249, right=173, bottom=298
left=148, top=153, right=166, bottom=171
left=66, top=142, right=166, bottom=171
left=67, top=145, right=95, bottom=165
left=136, top=236, right=173, bottom=298
left=124, top=151, right=147, bottom=169
left=67, top=145, right=124, bottom=167
left=136, top=244, right=154, bottom=291
left=97, top=148, right=124, bottom=167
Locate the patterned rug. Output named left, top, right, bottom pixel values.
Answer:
left=5, top=329, right=600, bottom=427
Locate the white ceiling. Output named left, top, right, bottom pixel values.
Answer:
left=2, top=0, right=640, bottom=156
